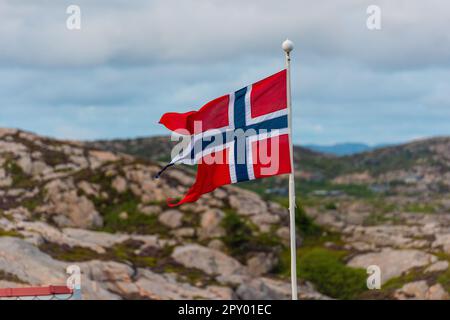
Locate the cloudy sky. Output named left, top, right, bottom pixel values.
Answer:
left=0, top=0, right=449, bottom=145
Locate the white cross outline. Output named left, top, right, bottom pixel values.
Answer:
left=227, top=84, right=288, bottom=183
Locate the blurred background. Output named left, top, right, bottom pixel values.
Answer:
left=0, top=0, right=449, bottom=300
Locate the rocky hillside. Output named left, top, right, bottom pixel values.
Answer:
left=0, top=128, right=328, bottom=300
left=85, top=134, right=450, bottom=300
left=87, top=136, right=450, bottom=194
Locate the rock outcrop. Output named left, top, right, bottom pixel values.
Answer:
left=348, top=249, right=437, bottom=284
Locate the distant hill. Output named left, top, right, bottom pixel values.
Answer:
left=305, top=143, right=377, bottom=156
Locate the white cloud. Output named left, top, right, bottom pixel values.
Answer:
left=0, top=0, right=449, bottom=69
left=0, top=0, right=449, bottom=144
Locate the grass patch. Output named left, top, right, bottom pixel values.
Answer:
left=22, top=198, right=41, bottom=212
left=39, top=240, right=172, bottom=269
left=0, top=270, right=28, bottom=284
left=110, top=240, right=173, bottom=269
left=0, top=229, right=23, bottom=238
left=98, top=197, right=169, bottom=235
left=403, top=203, right=436, bottom=214
left=162, top=263, right=216, bottom=286
left=38, top=240, right=215, bottom=287
left=363, top=213, right=400, bottom=226
left=433, top=252, right=450, bottom=293
left=295, top=204, right=323, bottom=240
left=278, top=247, right=367, bottom=299
left=291, top=201, right=342, bottom=246
left=73, top=168, right=170, bottom=235
left=239, top=178, right=375, bottom=199
left=220, top=209, right=282, bottom=258
left=360, top=262, right=450, bottom=299
left=4, top=159, right=34, bottom=189
left=381, top=269, right=422, bottom=292
left=437, top=269, right=450, bottom=293
left=220, top=210, right=255, bottom=256
left=39, top=242, right=101, bottom=262
left=324, top=202, right=338, bottom=210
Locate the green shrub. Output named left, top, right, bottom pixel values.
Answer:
left=221, top=210, right=254, bottom=256
left=0, top=229, right=23, bottom=238
left=4, top=159, right=34, bottom=189
left=101, top=202, right=168, bottom=234
left=296, top=204, right=323, bottom=239
left=403, top=203, right=436, bottom=214
left=298, top=248, right=367, bottom=299
left=221, top=210, right=282, bottom=258
left=324, top=202, right=338, bottom=210
left=96, top=194, right=169, bottom=235
left=437, top=266, right=450, bottom=293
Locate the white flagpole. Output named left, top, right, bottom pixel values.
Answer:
left=282, top=39, right=298, bottom=300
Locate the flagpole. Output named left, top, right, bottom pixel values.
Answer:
left=282, top=39, right=298, bottom=300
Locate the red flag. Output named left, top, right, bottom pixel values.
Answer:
left=158, top=70, right=291, bottom=206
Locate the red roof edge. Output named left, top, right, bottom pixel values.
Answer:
left=0, top=285, right=73, bottom=297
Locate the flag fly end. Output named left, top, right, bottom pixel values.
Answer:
left=154, top=162, right=175, bottom=179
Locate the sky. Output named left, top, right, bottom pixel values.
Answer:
left=0, top=0, right=449, bottom=145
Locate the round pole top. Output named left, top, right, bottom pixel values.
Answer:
left=282, top=39, right=294, bottom=53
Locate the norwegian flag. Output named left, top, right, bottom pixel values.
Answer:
left=157, top=70, right=292, bottom=206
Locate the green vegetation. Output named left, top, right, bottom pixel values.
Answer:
left=38, top=240, right=216, bottom=287
left=221, top=209, right=282, bottom=258
left=295, top=204, right=325, bottom=245
left=39, top=242, right=100, bottom=261
left=403, top=203, right=436, bottom=214
left=73, top=168, right=170, bottom=235
left=360, top=255, right=450, bottom=299
left=0, top=270, right=27, bottom=284
left=324, top=202, right=337, bottom=210
left=278, top=247, right=367, bottom=299
left=434, top=252, right=450, bottom=294
left=437, top=269, right=450, bottom=293
left=39, top=240, right=172, bottom=269
left=349, top=148, right=419, bottom=176
left=110, top=240, right=173, bottom=269
left=3, top=159, right=34, bottom=189
left=12, top=135, right=69, bottom=167
left=221, top=209, right=257, bottom=256
left=0, top=229, right=23, bottom=238
left=381, top=269, right=422, bottom=292
left=299, top=248, right=367, bottom=299
left=274, top=201, right=368, bottom=299
left=21, top=197, right=42, bottom=212
left=181, top=210, right=201, bottom=228
left=240, top=178, right=375, bottom=200
left=363, top=213, right=396, bottom=226
left=163, top=263, right=215, bottom=286
left=98, top=197, right=169, bottom=235
left=279, top=200, right=341, bottom=246
left=297, top=181, right=375, bottom=198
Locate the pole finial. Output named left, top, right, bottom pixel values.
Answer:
left=282, top=39, right=294, bottom=53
